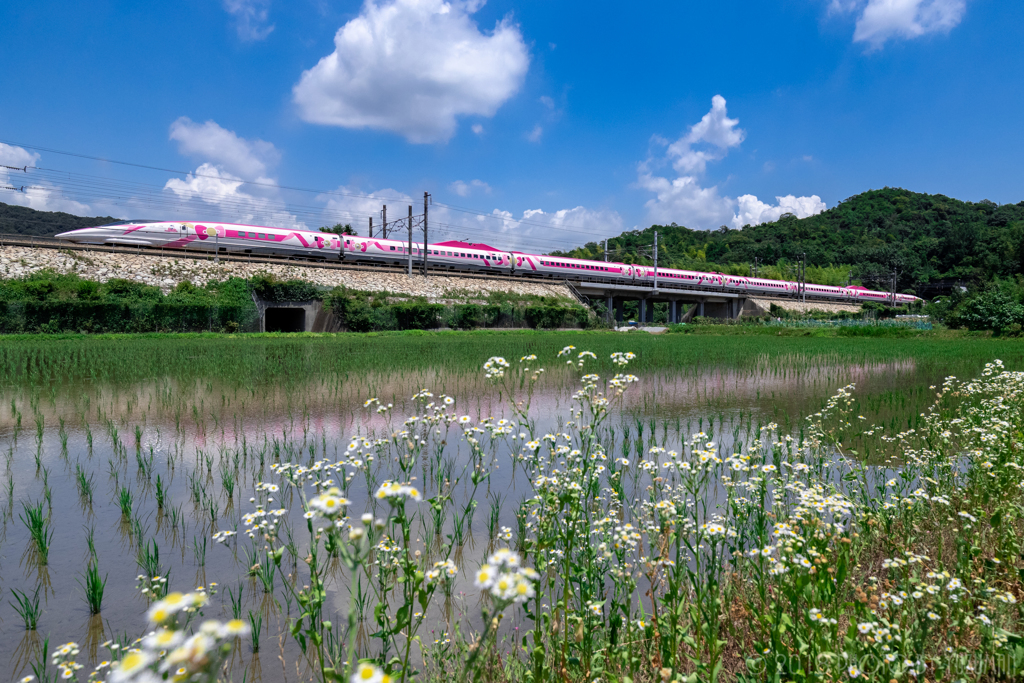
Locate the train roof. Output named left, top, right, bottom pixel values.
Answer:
left=435, top=241, right=504, bottom=252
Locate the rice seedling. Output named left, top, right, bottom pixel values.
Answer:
left=248, top=609, right=262, bottom=653
left=117, top=486, right=133, bottom=518
left=167, top=503, right=185, bottom=534
left=136, top=538, right=162, bottom=579
left=20, top=500, right=52, bottom=564
left=154, top=474, right=166, bottom=510
left=79, top=562, right=107, bottom=614
left=193, top=534, right=206, bottom=567
left=10, top=585, right=41, bottom=630
left=136, top=448, right=154, bottom=479
left=129, top=512, right=146, bottom=543
left=5, top=470, right=14, bottom=511
left=84, top=524, right=96, bottom=560
left=254, top=553, right=276, bottom=594
left=58, top=418, right=68, bottom=455
left=75, top=463, right=94, bottom=504
left=221, top=469, right=235, bottom=499
left=227, top=583, right=244, bottom=619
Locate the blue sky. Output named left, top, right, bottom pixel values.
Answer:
left=1, top=0, right=1021, bottom=252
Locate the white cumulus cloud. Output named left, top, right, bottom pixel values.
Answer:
left=223, top=0, right=275, bottom=41
left=164, top=164, right=305, bottom=229
left=0, top=143, right=92, bottom=214
left=316, top=186, right=414, bottom=235
left=169, top=117, right=280, bottom=180
left=638, top=96, right=826, bottom=230
left=449, top=179, right=491, bottom=197
left=463, top=205, right=624, bottom=251
left=638, top=173, right=736, bottom=229
left=831, top=0, right=966, bottom=48
left=164, top=120, right=304, bottom=228
left=733, top=194, right=827, bottom=228
left=292, top=0, right=530, bottom=143
left=666, top=94, right=745, bottom=175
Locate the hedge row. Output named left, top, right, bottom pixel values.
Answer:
left=325, top=296, right=592, bottom=332
left=0, top=301, right=258, bottom=334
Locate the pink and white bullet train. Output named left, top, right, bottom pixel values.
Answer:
left=56, top=220, right=920, bottom=304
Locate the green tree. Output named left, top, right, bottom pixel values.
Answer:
left=320, top=223, right=356, bottom=236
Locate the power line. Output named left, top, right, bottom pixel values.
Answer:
left=0, top=138, right=412, bottom=203
left=5, top=138, right=623, bottom=242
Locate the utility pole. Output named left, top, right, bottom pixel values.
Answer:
left=794, top=253, right=802, bottom=301
left=653, top=231, right=658, bottom=291
left=407, top=205, right=413, bottom=276
left=603, top=239, right=608, bottom=262
left=382, top=205, right=387, bottom=239
left=369, top=216, right=373, bottom=238
left=800, top=253, right=806, bottom=302
left=753, top=256, right=759, bottom=278
left=423, top=192, right=430, bottom=276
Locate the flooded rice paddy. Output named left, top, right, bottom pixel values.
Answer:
left=0, top=333, right=1021, bottom=681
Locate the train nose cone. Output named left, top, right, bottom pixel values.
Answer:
left=56, top=228, right=100, bottom=239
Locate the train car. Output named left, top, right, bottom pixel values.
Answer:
left=846, top=285, right=918, bottom=305
left=341, top=238, right=513, bottom=272
left=57, top=219, right=921, bottom=304
left=57, top=221, right=342, bottom=258
left=511, top=252, right=634, bottom=282
left=745, top=276, right=797, bottom=295
left=635, top=266, right=724, bottom=288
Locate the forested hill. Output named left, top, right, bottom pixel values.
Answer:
left=0, top=202, right=120, bottom=237
left=555, top=188, right=1024, bottom=292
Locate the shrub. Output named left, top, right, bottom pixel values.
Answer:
left=452, top=304, right=484, bottom=329
left=392, top=302, right=444, bottom=330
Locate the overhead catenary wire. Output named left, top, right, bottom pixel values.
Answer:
left=7, top=139, right=622, bottom=236
left=2, top=139, right=627, bottom=242
left=0, top=139, right=411, bottom=204
left=1, top=177, right=606, bottom=255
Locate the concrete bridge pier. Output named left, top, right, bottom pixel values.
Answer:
left=586, top=285, right=771, bottom=328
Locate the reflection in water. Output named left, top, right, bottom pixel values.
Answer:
left=12, top=630, right=42, bottom=681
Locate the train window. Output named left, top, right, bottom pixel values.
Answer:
left=390, top=246, right=396, bottom=251
left=258, top=233, right=265, bottom=238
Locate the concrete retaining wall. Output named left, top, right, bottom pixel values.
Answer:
left=0, top=246, right=575, bottom=303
